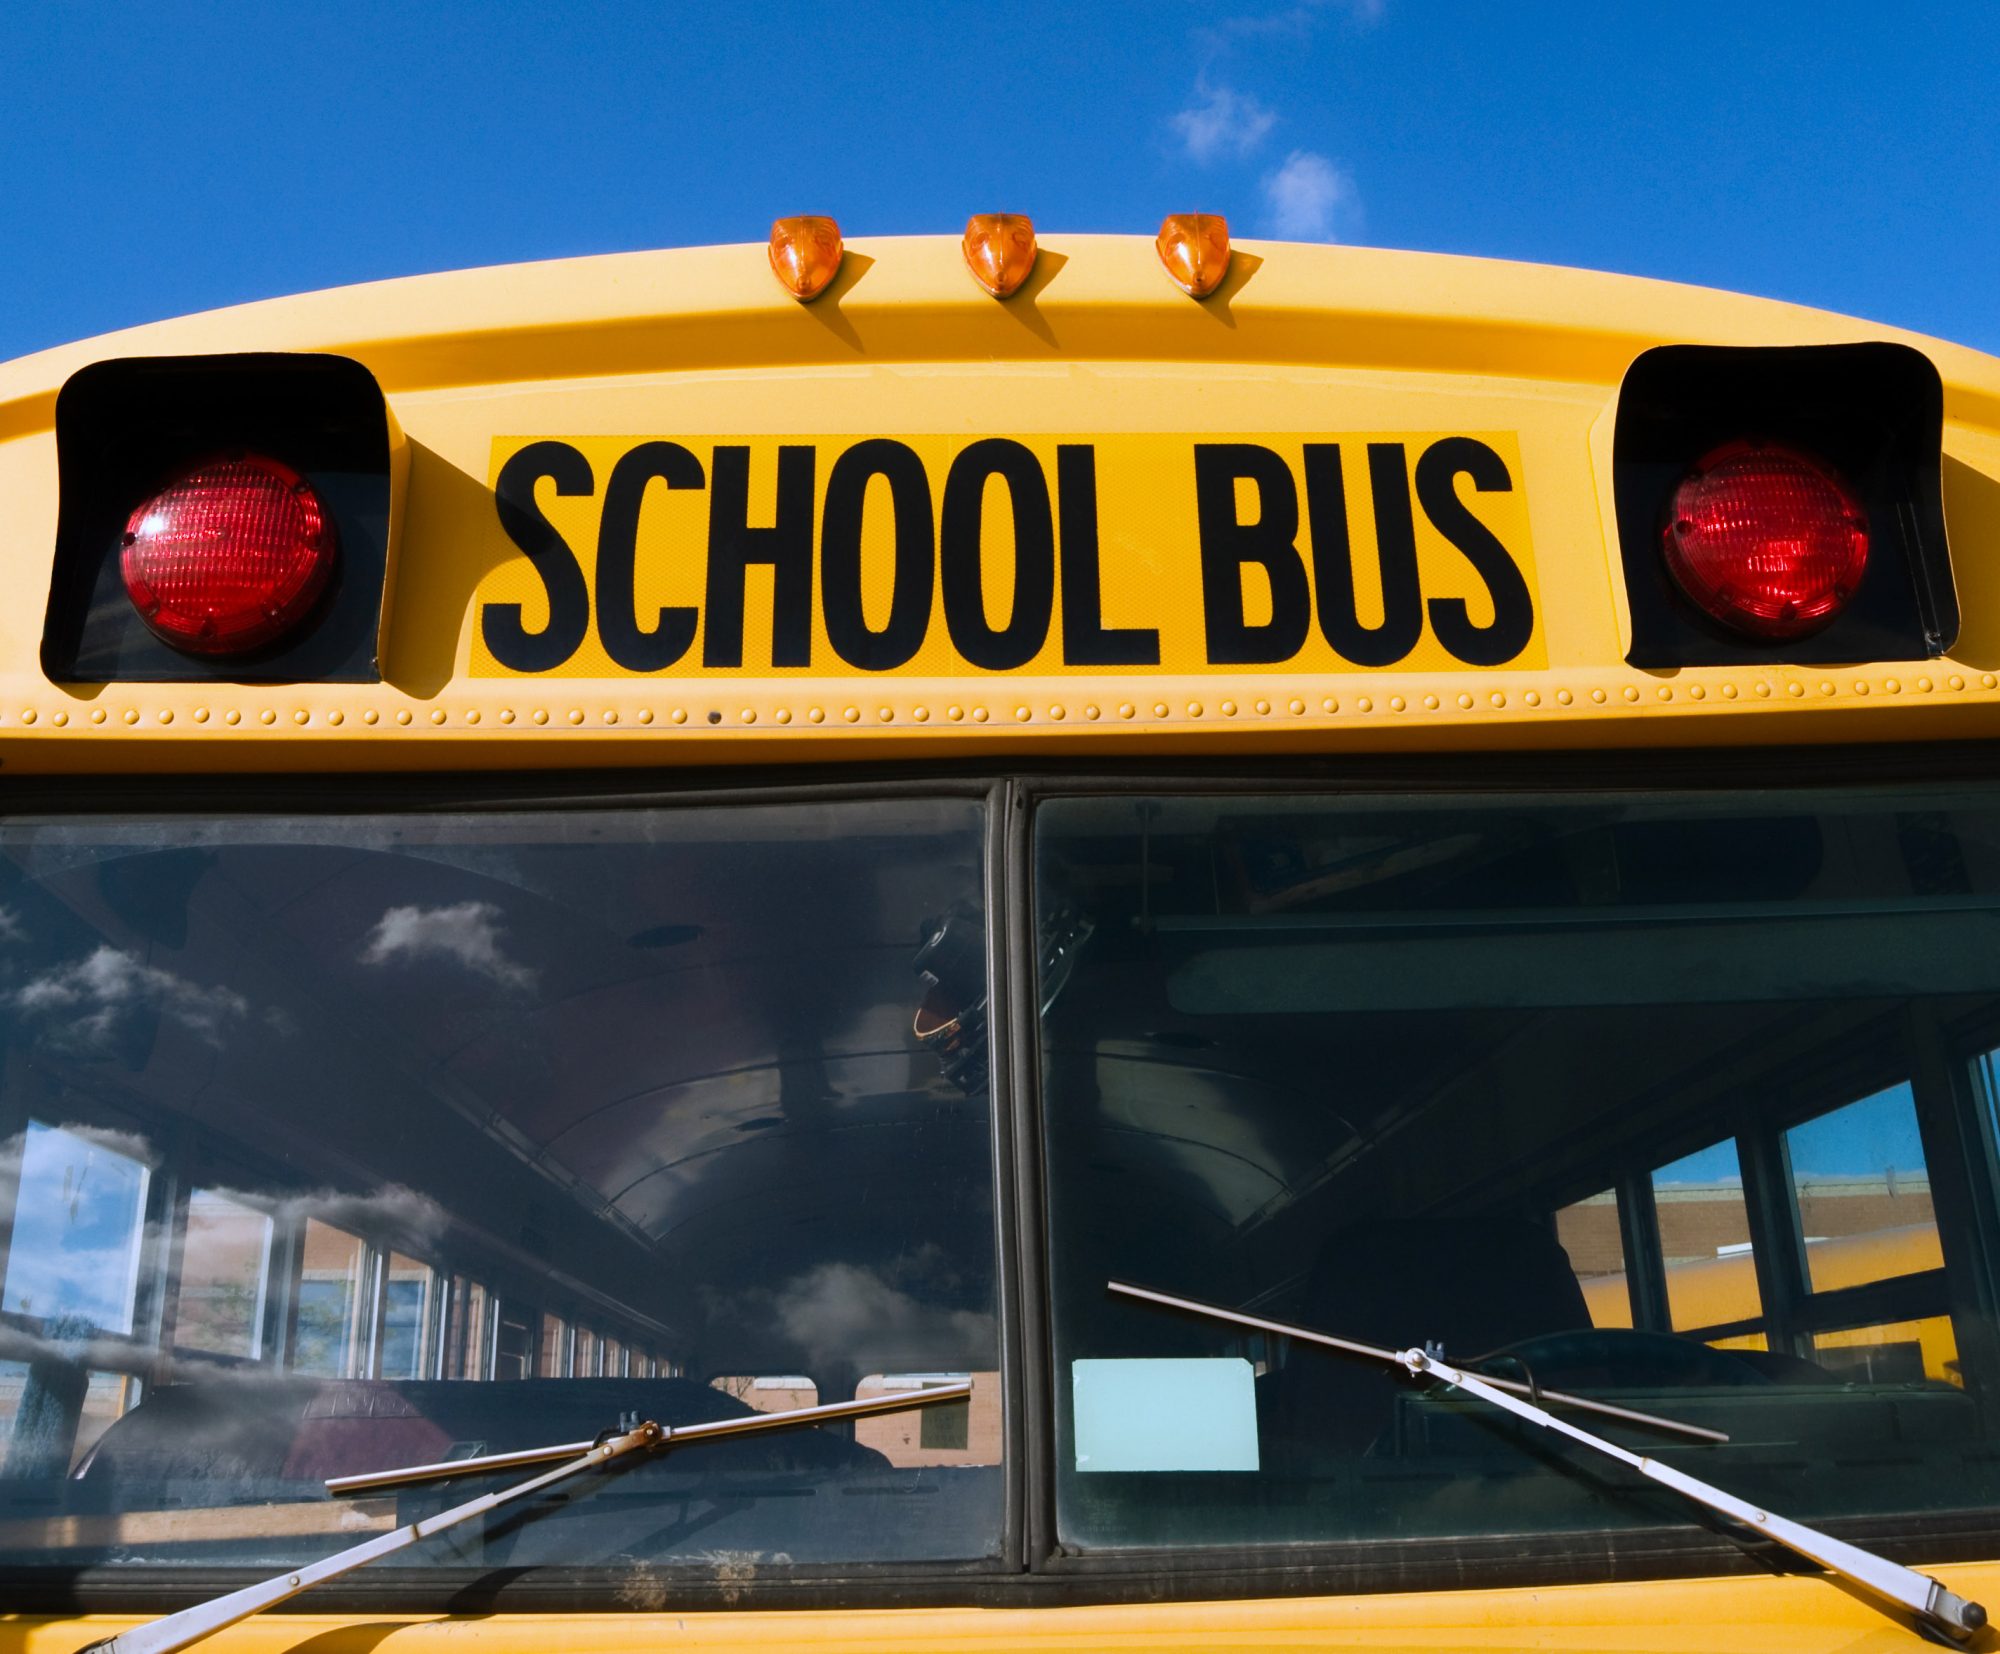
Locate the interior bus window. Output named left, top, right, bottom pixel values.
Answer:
left=378, top=1253, right=436, bottom=1379
left=294, top=1220, right=369, bottom=1377
left=1, top=1121, right=150, bottom=1336
left=174, top=1189, right=273, bottom=1360
left=537, top=1313, right=568, bottom=1377
left=1553, top=1190, right=1631, bottom=1328
left=1651, top=1140, right=1762, bottom=1337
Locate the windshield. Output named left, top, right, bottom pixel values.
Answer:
left=1037, top=788, right=2000, bottom=1553
left=0, top=798, right=1000, bottom=1578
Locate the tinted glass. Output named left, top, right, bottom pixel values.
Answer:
left=0, top=799, right=997, bottom=1585
left=1038, top=789, right=2000, bottom=1554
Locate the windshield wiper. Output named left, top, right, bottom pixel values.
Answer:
left=81, top=1381, right=972, bottom=1654
left=1112, top=1282, right=1985, bottom=1644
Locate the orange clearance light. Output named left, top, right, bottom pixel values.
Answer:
left=768, top=216, right=843, bottom=302
left=1156, top=213, right=1231, bottom=298
left=962, top=214, right=1037, bottom=298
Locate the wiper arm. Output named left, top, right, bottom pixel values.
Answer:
left=82, top=1381, right=972, bottom=1654
left=1113, top=1281, right=1986, bottom=1644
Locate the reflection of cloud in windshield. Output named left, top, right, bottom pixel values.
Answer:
left=9, top=946, right=248, bottom=1048
left=771, top=1254, right=995, bottom=1372
left=0, top=906, right=23, bottom=942
left=359, top=901, right=536, bottom=991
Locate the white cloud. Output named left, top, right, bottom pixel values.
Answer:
left=1171, top=79, right=1278, bottom=165
left=10, top=946, right=249, bottom=1047
left=359, top=900, right=536, bottom=991
left=0, top=907, right=23, bottom=943
left=1262, top=149, right=1358, bottom=240
left=771, top=1259, right=995, bottom=1372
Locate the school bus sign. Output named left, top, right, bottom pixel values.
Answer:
left=473, top=433, right=1543, bottom=679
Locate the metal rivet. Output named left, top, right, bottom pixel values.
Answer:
left=911, top=707, right=927, bottom=722
left=638, top=708, right=653, bottom=724
left=431, top=708, right=447, bottom=725
left=567, top=709, right=584, bottom=724
left=161, top=709, right=176, bottom=724
left=396, top=709, right=413, bottom=725
left=1048, top=705, right=1065, bottom=720
left=363, top=708, right=379, bottom=724
left=194, top=707, right=210, bottom=723
left=947, top=706, right=964, bottom=722
left=775, top=708, right=791, bottom=724
left=1492, top=692, right=1507, bottom=708
left=972, top=707, right=989, bottom=723
left=260, top=709, right=277, bottom=725
left=1120, top=703, right=1137, bottom=719
left=842, top=706, right=859, bottom=722
left=808, top=707, right=824, bottom=723
left=1720, top=685, right=1736, bottom=700
left=741, top=709, right=755, bottom=724
left=672, top=708, right=688, bottom=724
left=1820, top=682, right=1836, bottom=697
left=533, top=709, right=550, bottom=725
left=1523, top=691, right=1540, bottom=707
left=226, top=709, right=242, bottom=725
left=1389, top=696, right=1406, bottom=712
left=1622, top=686, right=1640, bottom=702
left=1754, top=683, right=1770, bottom=698
left=1885, top=679, right=1901, bottom=694
left=604, top=710, right=619, bottom=724
left=1950, top=675, right=1967, bottom=690
left=1687, top=685, right=1703, bottom=701
left=1984, top=674, right=1998, bottom=690
left=1917, top=677, right=1934, bottom=693
left=295, top=709, right=311, bottom=724
left=19, top=710, right=35, bottom=726
left=1255, top=699, right=1270, bottom=715
left=879, top=706, right=894, bottom=722
left=1288, top=698, right=1305, bottom=715
left=1015, top=706, right=1032, bottom=722
left=1556, top=689, right=1573, bottom=705
left=1459, top=693, right=1475, bottom=709
left=464, top=709, right=479, bottom=725
left=500, top=709, right=516, bottom=724
left=125, top=708, right=140, bottom=724
left=1154, top=702, right=1170, bottom=717
left=52, top=711, right=67, bottom=727
left=1787, top=682, right=1804, bottom=697
left=1220, top=700, right=1236, bottom=716
left=1084, top=704, right=1100, bottom=720
left=1357, top=697, right=1373, bottom=713
left=328, top=710, right=344, bottom=726
left=1590, top=688, right=1606, bottom=704
left=1657, top=687, right=1673, bottom=701
left=1322, top=697, right=1337, bottom=713
left=91, top=708, right=107, bottom=724
left=1853, top=680, right=1870, bottom=696
left=1187, top=702, right=1203, bottom=717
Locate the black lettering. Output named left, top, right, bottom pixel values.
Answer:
left=1057, top=446, right=1159, bottom=666
left=1193, top=444, right=1309, bottom=664
left=482, top=441, right=593, bottom=673
left=704, top=445, right=816, bottom=668
left=940, top=439, right=1056, bottom=671
left=821, top=440, right=935, bottom=671
left=595, top=441, right=702, bottom=672
left=1305, top=443, right=1422, bottom=667
left=1417, top=436, right=1535, bottom=666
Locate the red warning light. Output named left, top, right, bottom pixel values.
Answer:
left=121, top=455, right=338, bottom=656
left=1662, top=441, right=1869, bottom=640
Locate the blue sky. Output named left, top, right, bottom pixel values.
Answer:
left=2, top=2, right=1998, bottom=363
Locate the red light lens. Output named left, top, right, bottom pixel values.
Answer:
left=121, top=455, right=338, bottom=656
left=1662, top=441, right=1869, bottom=640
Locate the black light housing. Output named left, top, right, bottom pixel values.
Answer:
left=44, top=353, right=398, bottom=683
left=1612, top=343, right=1955, bottom=667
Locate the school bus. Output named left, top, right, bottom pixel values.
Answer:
left=2, top=214, right=2000, bottom=1651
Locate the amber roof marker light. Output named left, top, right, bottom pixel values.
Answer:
left=1156, top=213, right=1231, bottom=298
left=768, top=216, right=843, bottom=302
left=962, top=214, right=1038, bottom=298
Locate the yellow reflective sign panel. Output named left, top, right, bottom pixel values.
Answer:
left=472, top=434, right=1543, bottom=679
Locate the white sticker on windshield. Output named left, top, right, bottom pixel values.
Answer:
left=1072, top=1357, right=1260, bottom=1472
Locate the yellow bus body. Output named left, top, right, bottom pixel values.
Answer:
left=1, top=234, right=1996, bottom=1648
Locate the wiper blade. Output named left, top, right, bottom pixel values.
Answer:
left=82, top=1381, right=972, bottom=1654
left=1113, top=1281, right=1985, bottom=1644
left=1108, top=1280, right=1726, bottom=1443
